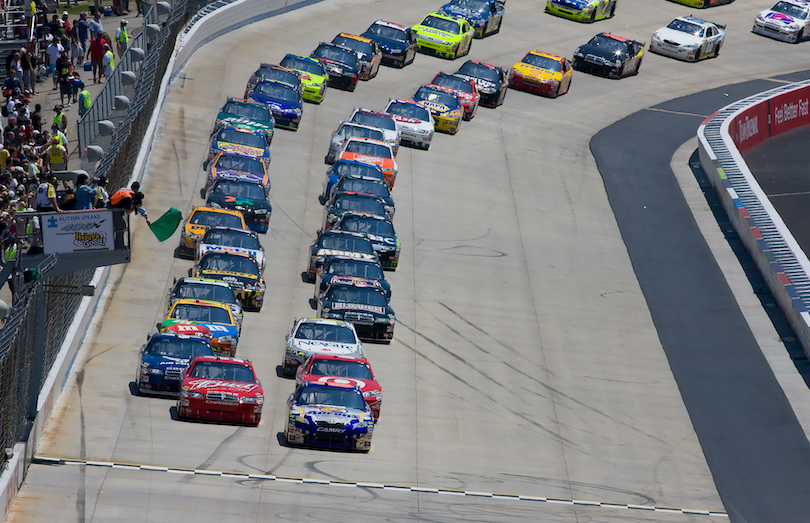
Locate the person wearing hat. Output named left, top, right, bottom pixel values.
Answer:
left=56, top=50, right=73, bottom=106
left=102, top=44, right=114, bottom=82
left=115, top=19, right=129, bottom=59
left=35, top=173, right=62, bottom=213
left=109, top=188, right=148, bottom=222
left=52, top=105, right=67, bottom=134
left=51, top=124, right=67, bottom=148
left=44, top=137, right=68, bottom=172
left=92, top=175, right=108, bottom=208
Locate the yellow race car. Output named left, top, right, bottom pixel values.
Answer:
left=160, top=299, right=240, bottom=356
left=413, top=12, right=474, bottom=60
left=178, top=207, right=247, bottom=259
left=411, top=85, right=463, bottom=134
left=508, top=50, right=573, bottom=98
left=546, top=0, right=618, bottom=23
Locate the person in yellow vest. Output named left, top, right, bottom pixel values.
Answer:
left=52, top=104, right=67, bottom=134
left=78, top=86, right=91, bottom=117
left=35, top=174, right=63, bottom=213
left=102, top=44, right=114, bottom=82
left=44, top=138, right=68, bottom=172
left=115, top=19, right=128, bottom=59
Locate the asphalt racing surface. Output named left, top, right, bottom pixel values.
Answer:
left=8, top=0, right=810, bottom=522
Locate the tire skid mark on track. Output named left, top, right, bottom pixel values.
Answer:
left=179, top=426, right=244, bottom=484
left=436, top=300, right=522, bottom=358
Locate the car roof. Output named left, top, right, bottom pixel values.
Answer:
left=298, top=317, right=352, bottom=326
left=353, top=108, right=395, bottom=119
left=372, top=19, right=408, bottom=30
left=178, top=277, right=233, bottom=288
left=527, top=50, right=566, bottom=61
left=338, top=211, right=392, bottom=223
left=344, top=136, right=389, bottom=146
left=337, top=32, right=374, bottom=44
left=192, top=355, right=251, bottom=365
left=307, top=353, right=371, bottom=364
left=224, top=97, right=266, bottom=106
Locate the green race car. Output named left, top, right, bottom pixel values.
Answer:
left=545, top=0, right=618, bottom=23
left=412, top=12, right=474, bottom=60
left=213, top=98, right=275, bottom=146
left=280, top=53, right=328, bottom=104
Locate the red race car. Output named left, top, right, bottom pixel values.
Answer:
left=177, top=356, right=263, bottom=425
left=429, top=72, right=480, bottom=120
left=296, top=354, right=383, bottom=420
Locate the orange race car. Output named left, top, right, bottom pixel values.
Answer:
left=334, top=137, right=399, bottom=190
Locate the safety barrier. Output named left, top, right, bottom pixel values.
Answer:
left=698, top=79, right=810, bottom=357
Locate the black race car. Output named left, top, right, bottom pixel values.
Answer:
left=322, top=160, right=388, bottom=203
left=572, top=32, right=644, bottom=79
left=206, top=178, right=272, bottom=233
left=307, top=230, right=378, bottom=282
left=361, top=19, right=418, bottom=68
left=315, top=255, right=391, bottom=302
left=310, top=43, right=361, bottom=91
left=317, top=281, right=396, bottom=343
left=328, top=177, right=394, bottom=219
left=333, top=211, right=400, bottom=271
left=322, top=192, right=388, bottom=232
left=454, top=60, right=508, bottom=107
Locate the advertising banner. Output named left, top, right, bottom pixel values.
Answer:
left=42, top=210, right=115, bottom=254
left=770, top=85, right=810, bottom=138
left=730, top=102, right=770, bottom=153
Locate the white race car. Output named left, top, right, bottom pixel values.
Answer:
left=383, top=99, right=435, bottom=150
left=752, top=0, right=810, bottom=43
left=347, top=108, right=401, bottom=156
left=196, top=227, right=266, bottom=272
left=325, top=122, right=387, bottom=165
left=282, top=318, right=365, bottom=377
left=650, top=16, right=725, bottom=62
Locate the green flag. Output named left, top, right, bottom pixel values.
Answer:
left=149, top=207, right=183, bottom=242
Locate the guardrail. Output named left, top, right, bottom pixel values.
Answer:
left=698, top=78, right=810, bottom=357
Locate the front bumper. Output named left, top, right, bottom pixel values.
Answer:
left=302, top=82, right=326, bottom=103
left=416, top=38, right=458, bottom=59
left=178, top=398, right=261, bottom=424
left=509, top=75, right=559, bottom=97
left=573, top=56, right=622, bottom=79
left=271, top=109, right=302, bottom=130
left=398, top=127, right=432, bottom=149
left=286, top=421, right=372, bottom=450
left=433, top=114, right=461, bottom=134
left=649, top=41, right=699, bottom=61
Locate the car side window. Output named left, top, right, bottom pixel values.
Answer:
left=707, top=27, right=715, bottom=37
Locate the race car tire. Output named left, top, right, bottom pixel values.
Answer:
left=693, top=48, right=701, bottom=63
left=494, top=17, right=503, bottom=34
left=715, top=43, right=722, bottom=57
left=199, top=188, right=206, bottom=199
left=282, top=362, right=294, bottom=378
left=609, top=1, right=616, bottom=17
left=588, top=10, right=596, bottom=23
left=794, top=28, right=805, bottom=44
left=635, top=58, right=642, bottom=75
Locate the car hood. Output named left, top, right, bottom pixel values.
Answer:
left=454, top=73, right=499, bottom=93
left=361, top=32, right=408, bottom=51
left=183, top=378, right=262, bottom=395
left=338, top=153, right=396, bottom=171
left=418, top=100, right=457, bottom=115
left=576, top=42, right=625, bottom=60
left=198, top=269, right=262, bottom=288
left=326, top=301, right=388, bottom=315
left=160, top=319, right=238, bottom=338
left=302, top=375, right=382, bottom=394
left=315, top=57, right=359, bottom=75
left=549, top=0, right=593, bottom=10
left=289, top=338, right=364, bottom=355
left=759, top=10, right=803, bottom=26
left=653, top=27, right=703, bottom=45
left=294, top=404, right=369, bottom=424
left=211, top=140, right=268, bottom=159
left=324, top=276, right=384, bottom=291
left=207, top=193, right=271, bottom=212
left=185, top=222, right=211, bottom=238
left=314, top=248, right=378, bottom=262
left=210, top=169, right=268, bottom=187
left=247, top=94, right=300, bottom=111
left=415, top=25, right=457, bottom=41
left=512, top=62, right=562, bottom=81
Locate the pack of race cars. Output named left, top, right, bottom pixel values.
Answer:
left=134, top=0, right=807, bottom=451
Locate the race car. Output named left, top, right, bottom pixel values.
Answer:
left=160, top=299, right=240, bottom=356
left=752, top=0, right=810, bottom=43
left=197, top=227, right=266, bottom=272
left=192, top=250, right=266, bottom=312
left=413, top=11, right=475, bottom=59
left=283, top=317, right=365, bottom=376
left=317, top=280, right=396, bottom=343
left=206, top=178, right=272, bottom=233
left=325, top=122, right=387, bottom=165
left=454, top=60, right=508, bottom=107
left=279, top=53, right=328, bottom=103
left=545, top=0, right=618, bottom=23
left=332, top=211, right=400, bottom=270
left=311, top=43, right=360, bottom=91
left=206, top=124, right=271, bottom=167
left=296, top=354, right=383, bottom=420
left=650, top=16, right=724, bottom=62
left=508, top=50, right=573, bottom=97
left=331, top=33, right=382, bottom=80
left=327, top=176, right=394, bottom=219
left=166, top=276, right=244, bottom=331
left=136, top=332, right=215, bottom=396
left=246, top=79, right=304, bottom=131
left=361, top=20, right=418, bottom=68
left=322, top=160, right=387, bottom=202
left=178, top=206, right=247, bottom=259
left=322, top=192, right=388, bottom=231
left=334, top=137, right=398, bottom=189
left=428, top=72, right=480, bottom=120
left=315, top=255, right=391, bottom=302
left=244, top=63, right=302, bottom=98
left=411, top=85, right=463, bottom=134
left=213, top=98, right=274, bottom=146
left=572, top=33, right=645, bottom=79
left=347, top=108, right=401, bottom=155
left=439, top=0, right=505, bottom=38
left=286, top=381, right=374, bottom=451
left=307, top=229, right=378, bottom=282
left=383, top=99, right=435, bottom=150
left=203, top=152, right=270, bottom=198
left=177, top=356, right=263, bottom=425
left=669, top=0, right=733, bottom=6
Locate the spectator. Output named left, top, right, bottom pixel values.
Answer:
left=135, top=0, right=142, bottom=17
left=109, top=188, right=148, bottom=223
left=69, top=19, right=83, bottom=67
left=77, top=12, right=90, bottom=53
left=87, top=33, right=106, bottom=83
left=9, top=54, right=21, bottom=84
left=3, top=67, right=21, bottom=98
left=102, top=44, right=114, bottom=81
left=88, top=11, right=103, bottom=39
left=19, top=48, right=32, bottom=95
left=61, top=11, right=71, bottom=36
left=115, top=20, right=128, bottom=59
left=73, top=173, right=95, bottom=210
left=78, top=84, right=91, bottom=117
left=30, top=103, right=41, bottom=132
left=45, top=38, right=64, bottom=91
left=35, top=173, right=62, bottom=213
left=17, top=98, right=30, bottom=121
left=44, top=137, right=67, bottom=172
left=50, top=124, right=67, bottom=148
left=52, top=105, right=67, bottom=134
left=56, top=51, right=73, bottom=106
left=92, top=175, right=109, bottom=208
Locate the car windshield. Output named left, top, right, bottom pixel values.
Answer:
left=175, top=282, right=238, bottom=304
left=145, top=337, right=213, bottom=359
left=254, top=66, right=299, bottom=86
left=332, top=35, right=374, bottom=57
left=666, top=19, right=704, bottom=36
left=366, top=22, right=408, bottom=42
left=200, top=253, right=260, bottom=276
left=432, top=74, right=474, bottom=93
left=294, top=322, right=357, bottom=343
left=214, top=129, right=267, bottom=149
left=420, top=15, right=460, bottom=34
left=202, top=229, right=261, bottom=250
left=523, top=54, right=562, bottom=72
left=327, top=286, right=388, bottom=307
left=771, top=1, right=809, bottom=18
left=449, top=0, right=489, bottom=13
left=312, top=44, right=358, bottom=67
left=344, top=141, right=391, bottom=158
left=338, top=216, right=395, bottom=237
left=339, top=125, right=385, bottom=142
left=310, top=359, right=373, bottom=380
left=221, top=102, right=272, bottom=121
left=586, top=34, right=628, bottom=55
left=190, top=360, right=255, bottom=382
left=414, top=87, right=460, bottom=109
left=318, top=234, right=375, bottom=254
left=333, top=162, right=385, bottom=181
left=387, top=102, right=430, bottom=121
left=190, top=210, right=244, bottom=228
left=327, top=259, right=384, bottom=280
left=212, top=180, right=267, bottom=200
left=331, top=195, right=386, bottom=215
left=281, top=55, right=326, bottom=76
left=335, top=179, right=388, bottom=199
left=214, top=154, right=265, bottom=174
left=171, top=303, right=232, bottom=324
left=458, top=61, right=500, bottom=82
left=253, top=82, right=300, bottom=102
left=295, top=385, right=366, bottom=410
left=350, top=111, right=397, bottom=131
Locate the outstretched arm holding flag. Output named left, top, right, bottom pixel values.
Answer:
left=148, top=207, right=183, bottom=242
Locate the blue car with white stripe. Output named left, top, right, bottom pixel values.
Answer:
left=136, top=332, right=215, bottom=396
left=440, top=0, right=505, bottom=38
left=247, top=79, right=304, bottom=131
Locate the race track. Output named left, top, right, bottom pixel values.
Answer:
left=8, top=0, right=810, bottom=521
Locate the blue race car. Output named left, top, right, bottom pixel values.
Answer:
left=322, top=160, right=387, bottom=203
left=439, top=0, right=505, bottom=38
left=361, top=19, right=418, bottom=68
left=136, top=332, right=215, bottom=396
left=247, top=79, right=304, bottom=131
left=286, top=381, right=375, bottom=451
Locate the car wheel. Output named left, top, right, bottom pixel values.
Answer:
left=199, top=188, right=206, bottom=199
left=794, top=27, right=805, bottom=43
left=635, top=58, right=642, bottom=74
left=494, top=17, right=502, bottom=34
left=693, top=47, right=702, bottom=63
left=609, top=1, right=616, bottom=17
left=715, top=42, right=722, bottom=56
left=588, top=10, right=596, bottom=23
